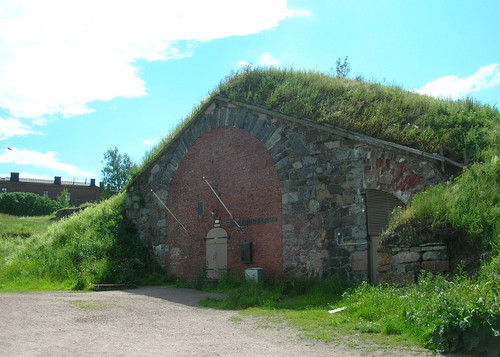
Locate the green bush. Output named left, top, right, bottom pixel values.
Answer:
left=405, top=271, right=499, bottom=355
left=0, top=192, right=62, bottom=216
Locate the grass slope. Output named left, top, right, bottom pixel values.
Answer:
left=0, top=193, right=164, bottom=292
left=218, top=67, right=500, bottom=162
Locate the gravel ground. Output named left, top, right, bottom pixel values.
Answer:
left=0, top=286, right=435, bottom=356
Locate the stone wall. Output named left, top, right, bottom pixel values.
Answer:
left=126, top=96, right=446, bottom=280
left=377, top=243, right=450, bottom=283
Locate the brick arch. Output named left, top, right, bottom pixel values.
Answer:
left=164, top=126, right=283, bottom=280
left=157, top=107, right=289, bottom=192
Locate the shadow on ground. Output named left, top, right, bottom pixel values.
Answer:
left=108, top=285, right=225, bottom=308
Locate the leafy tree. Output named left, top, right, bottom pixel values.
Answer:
left=335, top=56, right=350, bottom=78
left=56, top=189, right=70, bottom=208
left=101, top=147, right=136, bottom=198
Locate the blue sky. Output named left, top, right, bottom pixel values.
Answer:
left=1, top=0, right=499, bottom=183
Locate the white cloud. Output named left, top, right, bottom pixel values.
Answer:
left=414, top=64, right=500, bottom=100
left=142, top=137, right=161, bottom=146
left=0, top=117, right=43, bottom=140
left=237, top=52, right=282, bottom=68
left=0, top=148, right=95, bottom=179
left=0, top=1, right=308, bottom=119
left=237, top=60, right=251, bottom=68
left=258, top=52, right=281, bottom=67
left=0, top=172, right=52, bottom=181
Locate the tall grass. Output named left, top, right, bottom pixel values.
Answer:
left=337, top=264, right=499, bottom=355
left=383, top=155, right=500, bottom=264
left=0, top=193, right=164, bottom=291
left=218, top=67, right=500, bottom=162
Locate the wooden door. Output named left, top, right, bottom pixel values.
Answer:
left=365, top=190, right=404, bottom=283
left=205, top=228, right=228, bottom=279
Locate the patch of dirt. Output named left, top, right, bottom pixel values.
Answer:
left=0, top=286, right=435, bottom=356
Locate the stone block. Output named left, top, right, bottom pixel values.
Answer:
left=324, top=141, right=340, bottom=150
left=315, top=183, right=332, bottom=200
left=153, top=244, right=165, bottom=258
left=335, top=149, right=351, bottom=160
left=377, top=272, right=393, bottom=282
left=282, top=192, right=299, bottom=204
left=350, top=226, right=367, bottom=239
left=156, top=219, right=166, bottom=228
left=299, top=186, right=316, bottom=201
left=299, top=167, right=314, bottom=179
left=378, top=253, right=392, bottom=266
left=421, top=260, right=449, bottom=272
left=351, top=251, right=368, bottom=272
left=397, top=272, right=416, bottom=284
left=328, top=184, right=343, bottom=195
left=377, top=264, right=391, bottom=273
left=326, top=256, right=350, bottom=269
left=151, top=164, right=160, bottom=175
left=347, top=167, right=362, bottom=179
left=394, top=251, right=420, bottom=264
left=302, top=156, right=318, bottom=167
left=280, top=180, right=290, bottom=193
left=290, top=138, right=309, bottom=155
left=422, top=251, right=447, bottom=261
left=308, top=200, right=320, bottom=214
left=377, top=247, right=390, bottom=254
left=405, top=262, right=421, bottom=272
left=275, top=157, right=289, bottom=170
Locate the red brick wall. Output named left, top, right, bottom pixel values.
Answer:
left=1, top=182, right=101, bottom=205
left=165, top=126, right=282, bottom=280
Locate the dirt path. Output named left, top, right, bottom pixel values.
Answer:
left=0, top=286, right=434, bottom=356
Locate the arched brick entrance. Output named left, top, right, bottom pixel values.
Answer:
left=164, top=126, right=283, bottom=280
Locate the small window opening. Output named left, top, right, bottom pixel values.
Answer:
left=239, top=241, right=253, bottom=264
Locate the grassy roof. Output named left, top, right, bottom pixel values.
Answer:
left=217, top=67, right=500, bottom=163
left=136, top=67, right=500, bottom=178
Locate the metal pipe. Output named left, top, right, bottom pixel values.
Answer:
left=150, top=189, right=192, bottom=237
left=336, top=233, right=367, bottom=246
left=202, top=176, right=244, bottom=233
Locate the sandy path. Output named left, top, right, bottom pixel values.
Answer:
left=0, top=286, right=434, bottom=356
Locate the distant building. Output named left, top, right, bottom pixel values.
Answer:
left=0, top=172, right=101, bottom=206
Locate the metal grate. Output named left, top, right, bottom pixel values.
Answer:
left=365, top=190, right=404, bottom=236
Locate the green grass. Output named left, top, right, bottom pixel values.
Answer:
left=0, top=193, right=166, bottom=292
left=0, top=213, right=54, bottom=239
left=198, top=266, right=499, bottom=355
left=383, top=154, right=500, bottom=268
left=218, top=67, right=500, bottom=162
